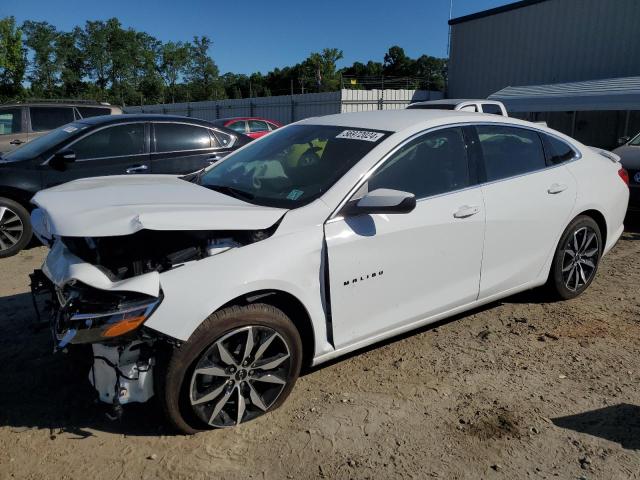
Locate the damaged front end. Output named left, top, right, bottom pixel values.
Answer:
left=31, top=224, right=278, bottom=413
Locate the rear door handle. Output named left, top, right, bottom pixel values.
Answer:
left=125, top=164, right=149, bottom=174
left=453, top=205, right=480, bottom=219
left=547, top=183, right=568, bottom=194
left=9, top=139, right=24, bottom=145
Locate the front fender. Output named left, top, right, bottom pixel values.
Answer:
left=143, top=226, right=333, bottom=357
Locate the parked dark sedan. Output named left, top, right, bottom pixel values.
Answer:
left=0, top=114, right=250, bottom=257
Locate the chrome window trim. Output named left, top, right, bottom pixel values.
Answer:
left=151, top=121, right=237, bottom=153
left=42, top=121, right=148, bottom=165
left=327, top=121, right=581, bottom=221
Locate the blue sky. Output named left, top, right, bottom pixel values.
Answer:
left=1, top=0, right=512, bottom=74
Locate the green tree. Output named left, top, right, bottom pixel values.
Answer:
left=55, top=27, right=86, bottom=97
left=81, top=20, right=110, bottom=95
left=22, top=20, right=59, bottom=96
left=187, top=36, right=222, bottom=101
left=158, top=41, right=190, bottom=102
left=0, top=17, right=26, bottom=99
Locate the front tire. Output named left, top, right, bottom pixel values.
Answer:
left=548, top=215, right=602, bottom=300
left=161, top=304, right=302, bottom=434
left=0, top=197, right=32, bottom=258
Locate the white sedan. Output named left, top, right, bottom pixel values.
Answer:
left=30, top=110, right=629, bottom=433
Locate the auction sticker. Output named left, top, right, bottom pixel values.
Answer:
left=336, top=130, right=384, bottom=142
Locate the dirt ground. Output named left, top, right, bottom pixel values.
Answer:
left=1, top=218, right=639, bottom=480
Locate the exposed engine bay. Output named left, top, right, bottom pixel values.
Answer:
left=30, top=223, right=280, bottom=413
left=60, top=224, right=279, bottom=281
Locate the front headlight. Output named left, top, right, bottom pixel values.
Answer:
left=54, top=283, right=162, bottom=346
left=70, top=299, right=160, bottom=341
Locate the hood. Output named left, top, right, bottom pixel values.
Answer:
left=612, top=145, right=640, bottom=170
left=32, top=175, right=287, bottom=238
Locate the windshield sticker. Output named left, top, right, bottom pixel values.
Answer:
left=336, top=130, right=384, bottom=142
left=287, top=189, right=304, bottom=200
left=62, top=126, right=78, bottom=133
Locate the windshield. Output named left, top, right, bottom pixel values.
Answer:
left=2, top=122, right=89, bottom=162
left=199, top=124, right=390, bottom=208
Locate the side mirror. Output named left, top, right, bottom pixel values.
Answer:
left=346, top=188, right=416, bottom=216
left=618, top=136, right=630, bottom=146
left=49, top=149, right=76, bottom=171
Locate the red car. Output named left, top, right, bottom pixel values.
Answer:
left=212, top=117, right=282, bottom=139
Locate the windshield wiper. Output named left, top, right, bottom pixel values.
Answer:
left=204, top=184, right=255, bottom=201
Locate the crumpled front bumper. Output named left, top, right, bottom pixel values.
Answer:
left=31, top=240, right=163, bottom=350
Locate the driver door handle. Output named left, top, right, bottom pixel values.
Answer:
left=9, top=139, right=24, bottom=145
left=547, top=183, right=568, bottom=194
left=125, top=164, right=149, bottom=174
left=453, top=205, right=480, bottom=219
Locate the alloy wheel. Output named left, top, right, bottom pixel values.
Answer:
left=189, top=325, right=292, bottom=428
left=0, top=206, right=24, bottom=253
left=561, top=226, right=599, bottom=292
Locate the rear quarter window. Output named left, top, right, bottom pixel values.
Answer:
left=542, top=134, right=577, bottom=164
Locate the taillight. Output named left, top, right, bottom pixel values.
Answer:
left=618, top=167, right=629, bottom=186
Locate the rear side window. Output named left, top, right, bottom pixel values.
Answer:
left=542, top=134, right=576, bottom=164
left=154, top=123, right=212, bottom=152
left=476, top=125, right=546, bottom=181
left=77, top=106, right=112, bottom=118
left=212, top=130, right=234, bottom=147
left=481, top=104, right=503, bottom=115
left=72, top=123, right=145, bottom=160
left=0, top=108, right=22, bottom=134
left=30, top=107, right=75, bottom=132
left=369, top=127, right=470, bottom=199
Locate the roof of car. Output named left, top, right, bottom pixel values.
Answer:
left=75, top=113, right=220, bottom=126
left=297, top=109, right=490, bottom=132
left=213, top=117, right=281, bottom=124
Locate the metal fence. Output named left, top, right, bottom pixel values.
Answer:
left=124, top=89, right=443, bottom=124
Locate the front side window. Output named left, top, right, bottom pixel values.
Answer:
left=154, top=123, right=212, bottom=152
left=228, top=121, right=247, bottom=133
left=368, top=127, right=470, bottom=199
left=71, top=123, right=145, bottom=160
left=200, top=124, right=390, bottom=208
left=542, top=134, right=577, bottom=164
left=0, top=108, right=22, bottom=135
left=268, top=122, right=280, bottom=131
left=30, top=107, right=74, bottom=132
left=476, top=125, right=546, bottom=181
left=248, top=120, right=269, bottom=133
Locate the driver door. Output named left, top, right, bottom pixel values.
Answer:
left=325, top=127, right=486, bottom=348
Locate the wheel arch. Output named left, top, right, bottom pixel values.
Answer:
left=0, top=186, right=34, bottom=210
left=576, top=208, right=607, bottom=247
left=217, top=289, right=316, bottom=368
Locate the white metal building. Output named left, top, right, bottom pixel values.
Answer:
left=447, top=0, right=640, bottom=147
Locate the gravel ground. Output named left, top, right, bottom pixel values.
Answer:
left=0, top=217, right=639, bottom=480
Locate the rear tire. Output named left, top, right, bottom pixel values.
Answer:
left=0, top=197, right=32, bottom=258
left=547, top=215, right=602, bottom=300
left=160, top=303, right=302, bottom=434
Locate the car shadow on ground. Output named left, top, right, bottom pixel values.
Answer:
left=0, top=291, right=172, bottom=438
left=552, top=404, right=640, bottom=450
